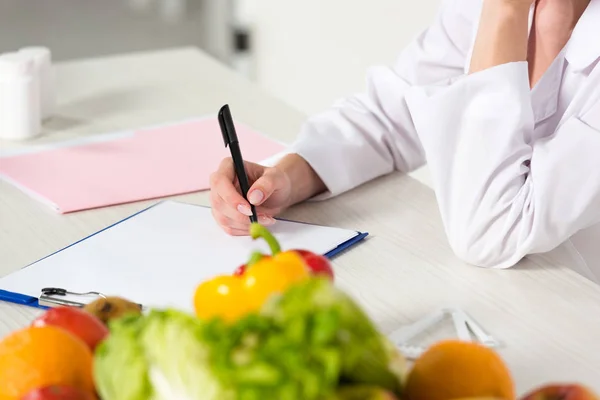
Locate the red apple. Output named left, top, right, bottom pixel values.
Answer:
left=21, top=386, right=96, bottom=400
left=450, top=398, right=506, bottom=400
left=520, top=384, right=599, bottom=400
left=32, top=306, right=109, bottom=351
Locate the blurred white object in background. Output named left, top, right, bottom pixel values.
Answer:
left=126, top=0, right=187, bottom=23
left=128, top=0, right=154, bottom=12
left=240, top=0, right=440, bottom=188
left=245, top=0, right=441, bottom=115
left=201, top=0, right=235, bottom=63
left=231, top=0, right=254, bottom=79
left=19, top=47, right=54, bottom=121
left=0, top=52, right=41, bottom=140
left=159, top=0, right=187, bottom=24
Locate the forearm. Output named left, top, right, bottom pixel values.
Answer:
left=276, top=153, right=327, bottom=206
left=469, top=0, right=532, bottom=73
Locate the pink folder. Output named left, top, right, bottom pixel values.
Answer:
left=0, top=118, right=285, bottom=213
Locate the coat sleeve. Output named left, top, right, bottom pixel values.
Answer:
left=404, top=61, right=600, bottom=268
left=287, top=0, right=474, bottom=198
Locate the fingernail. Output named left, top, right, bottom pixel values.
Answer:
left=248, top=190, right=264, bottom=205
left=259, top=215, right=275, bottom=225
left=237, top=204, right=252, bottom=216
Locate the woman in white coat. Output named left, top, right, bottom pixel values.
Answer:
left=209, top=0, right=600, bottom=282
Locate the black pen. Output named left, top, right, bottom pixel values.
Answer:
left=218, top=104, right=258, bottom=223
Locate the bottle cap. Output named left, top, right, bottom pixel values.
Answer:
left=0, top=52, right=34, bottom=77
left=19, top=46, right=51, bottom=64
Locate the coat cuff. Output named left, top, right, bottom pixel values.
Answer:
left=258, top=143, right=337, bottom=201
left=286, top=137, right=340, bottom=201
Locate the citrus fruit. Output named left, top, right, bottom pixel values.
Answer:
left=0, top=326, right=95, bottom=400
left=404, top=340, right=515, bottom=400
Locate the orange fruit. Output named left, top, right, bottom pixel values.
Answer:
left=405, top=340, right=515, bottom=400
left=0, top=326, right=95, bottom=400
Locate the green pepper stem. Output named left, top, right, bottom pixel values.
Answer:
left=247, top=251, right=264, bottom=267
left=250, top=223, right=281, bottom=255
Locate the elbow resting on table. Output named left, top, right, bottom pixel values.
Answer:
left=447, top=221, right=527, bottom=270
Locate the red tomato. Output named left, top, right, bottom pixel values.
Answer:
left=21, top=385, right=96, bottom=400
left=31, top=306, right=108, bottom=351
left=232, top=264, right=247, bottom=276
left=295, top=250, right=334, bottom=281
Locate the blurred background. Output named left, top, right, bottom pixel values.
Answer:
left=0, top=0, right=441, bottom=184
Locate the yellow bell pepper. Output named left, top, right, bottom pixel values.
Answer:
left=193, top=223, right=310, bottom=322
left=193, top=275, right=250, bottom=323
left=243, top=250, right=309, bottom=310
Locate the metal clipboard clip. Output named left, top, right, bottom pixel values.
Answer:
left=38, top=287, right=107, bottom=308
left=388, top=307, right=503, bottom=360
left=39, top=287, right=146, bottom=310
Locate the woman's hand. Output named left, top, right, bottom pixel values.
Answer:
left=210, top=154, right=327, bottom=235
left=209, top=158, right=292, bottom=235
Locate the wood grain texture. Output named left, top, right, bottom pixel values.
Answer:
left=1, top=48, right=600, bottom=394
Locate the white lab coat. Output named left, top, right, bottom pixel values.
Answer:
left=288, top=0, right=600, bottom=282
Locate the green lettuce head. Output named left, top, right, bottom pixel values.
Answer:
left=93, top=313, right=152, bottom=400
left=262, top=277, right=407, bottom=395
left=94, top=310, right=233, bottom=400
left=94, top=278, right=407, bottom=400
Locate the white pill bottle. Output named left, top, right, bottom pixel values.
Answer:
left=0, top=52, right=41, bottom=141
left=19, top=47, right=54, bottom=120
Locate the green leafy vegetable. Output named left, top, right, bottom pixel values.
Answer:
left=94, top=310, right=233, bottom=400
left=94, top=314, right=153, bottom=400
left=94, top=278, right=407, bottom=400
left=262, top=277, right=406, bottom=395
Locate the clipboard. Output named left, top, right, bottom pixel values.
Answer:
left=0, top=201, right=368, bottom=312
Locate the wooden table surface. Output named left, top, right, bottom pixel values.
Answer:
left=1, top=47, right=599, bottom=394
